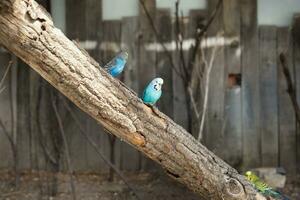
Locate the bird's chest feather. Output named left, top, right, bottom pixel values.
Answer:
left=143, top=89, right=161, bottom=102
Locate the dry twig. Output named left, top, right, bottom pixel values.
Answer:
left=0, top=60, right=12, bottom=93
left=198, top=45, right=219, bottom=141
left=138, top=0, right=183, bottom=79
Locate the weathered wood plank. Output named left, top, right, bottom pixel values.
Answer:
left=188, top=10, right=207, bottom=138
left=222, top=0, right=242, bottom=168
left=138, top=0, right=157, bottom=170
left=259, top=26, right=278, bottom=167
left=0, top=53, right=13, bottom=169
left=100, top=20, right=122, bottom=174
left=65, top=0, right=85, bottom=40
left=241, top=0, right=261, bottom=169
left=65, top=0, right=107, bottom=171
left=172, top=18, right=189, bottom=132
left=293, top=14, right=300, bottom=173
left=120, top=16, right=140, bottom=171
left=223, top=0, right=241, bottom=74
left=204, top=0, right=226, bottom=156
left=16, top=61, right=31, bottom=169
left=277, top=27, right=297, bottom=174
left=84, top=0, right=102, bottom=61
left=156, top=9, right=173, bottom=119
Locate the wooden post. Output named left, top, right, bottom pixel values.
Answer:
left=241, top=0, right=261, bottom=169
left=138, top=0, right=157, bottom=170
left=223, top=0, right=242, bottom=168
left=121, top=16, right=140, bottom=171
left=259, top=26, right=279, bottom=166
left=277, top=27, right=297, bottom=174
left=293, top=14, right=300, bottom=173
left=204, top=0, right=226, bottom=156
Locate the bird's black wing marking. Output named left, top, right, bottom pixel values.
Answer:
left=103, top=57, right=117, bottom=69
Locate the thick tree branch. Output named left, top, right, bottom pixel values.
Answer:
left=0, top=0, right=265, bottom=199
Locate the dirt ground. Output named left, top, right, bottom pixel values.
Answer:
left=0, top=170, right=200, bottom=200
left=0, top=170, right=299, bottom=200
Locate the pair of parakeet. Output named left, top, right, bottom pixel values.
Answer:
left=102, top=51, right=163, bottom=105
left=245, top=171, right=289, bottom=200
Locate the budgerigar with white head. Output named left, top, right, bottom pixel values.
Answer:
left=142, top=78, right=164, bottom=105
left=103, top=51, right=128, bottom=77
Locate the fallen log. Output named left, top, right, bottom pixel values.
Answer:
left=0, top=0, right=265, bottom=199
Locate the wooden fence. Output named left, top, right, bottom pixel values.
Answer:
left=0, top=0, right=299, bottom=175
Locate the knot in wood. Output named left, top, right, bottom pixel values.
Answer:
left=223, top=178, right=246, bottom=199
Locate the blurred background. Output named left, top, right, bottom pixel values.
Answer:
left=0, top=0, right=300, bottom=199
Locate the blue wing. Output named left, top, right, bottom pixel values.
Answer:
left=103, top=51, right=128, bottom=70
left=103, top=51, right=128, bottom=77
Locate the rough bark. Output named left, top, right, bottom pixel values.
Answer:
left=0, top=0, right=266, bottom=199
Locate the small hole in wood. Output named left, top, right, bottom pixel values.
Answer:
left=166, top=170, right=180, bottom=178
left=41, top=24, right=46, bottom=31
left=228, top=73, right=241, bottom=88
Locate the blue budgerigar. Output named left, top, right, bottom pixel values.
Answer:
left=142, top=78, right=164, bottom=105
left=103, top=51, right=128, bottom=77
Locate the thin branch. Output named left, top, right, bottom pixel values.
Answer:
left=0, top=60, right=12, bottom=93
left=198, top=46, right=218, bottom=141
left=279, top=53, right=300, bottom=124
left=0, top=117, right=14, bottom=151
left=175, top=0, right=188, bottom=82
left=138, top=0, right=184, bottom=80
left=0, top=86, right=6, bottom=94
left=189, top=0, right=223, bottom=73
left=51, top=94, right=77, bottom=200
left=61, top=98, right=142, bottom=200
left=188, top=86, right=200, bottom=119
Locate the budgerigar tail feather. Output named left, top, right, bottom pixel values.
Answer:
left=266, top=190, right=290, bottom=200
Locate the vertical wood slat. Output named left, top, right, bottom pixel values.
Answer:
left=30, top=1, right=55, bottom=168
left=120, top=16, right=140, bottom=171
left=65, top=0, right=105, bottom=171
left=66, top=0, right=86, bottom=40
left=82, top=0, right=105, bottom=171
left=204, top=0, right=225, bottom=155
left=138, top=0, right=157, bottom=170
left=17, top=61, right=31, bottom=169
left=277, top=27, right=297, bottom=174
left=101, top=20, right=122, bottom=172
left=156, top=9, right=173, bottom=119
left=0, top=53, right=14, bottom=169
left=188, top=10, right=207, bottom=138
left=223, top=0, right=242, bottom=168
left=84, top=0, right=102, bottom=61
left=241, top=0, right=261, bottom=169
left=172, top=17, right=189, bottom=132
left=293, top=14, right=300, bottom=173
left=29, top=68, right=45, bottom=170
left=65, top=0, right=90, bottom=171
left=259, top=26, right=279, bottom=167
